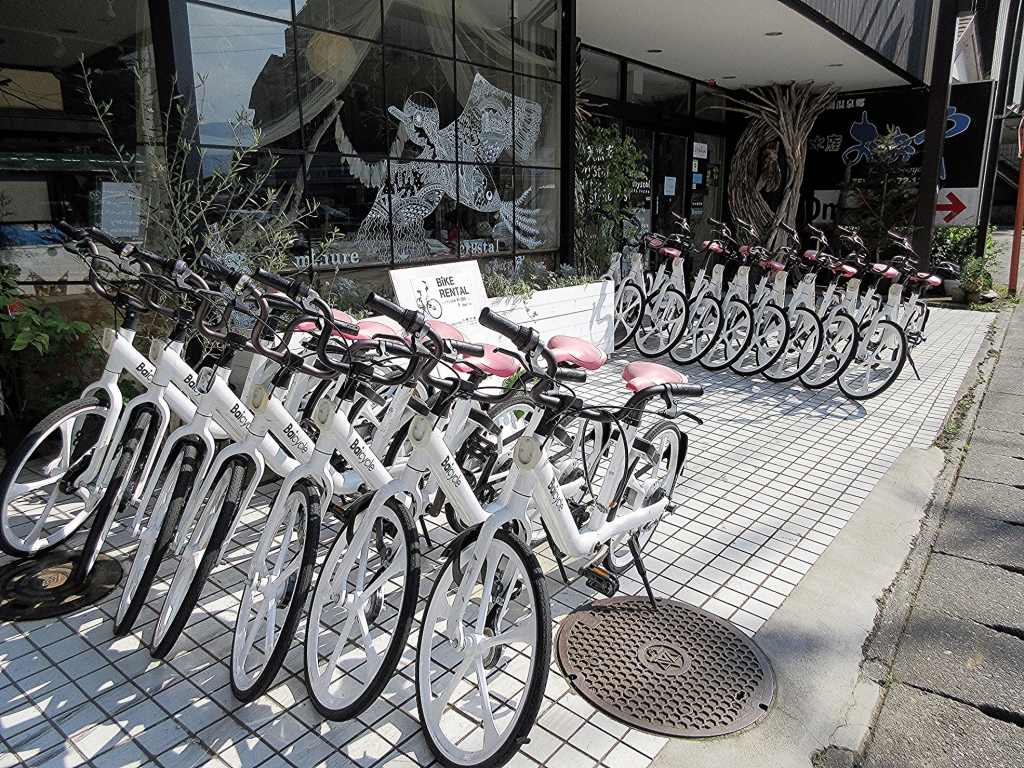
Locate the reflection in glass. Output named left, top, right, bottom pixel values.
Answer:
left=385, top=48, right=457, bottom=160
left=627, top=64, right=690, bottom=114
left=580, top=48, right=620, bottom=100
left=514, top=0, right=559, bottom=79
left=189, top=4, right=299, bottom=148
left=513, top=167, right=558, bottom=254
left=455, top=0, right=512, bottom=71
left=516, top=76, right=559, bottom=168
left=455, top=65, right=514, bottom=166
left=295, top=0, right=383, bottom=40
left=457, top=164, right=514, bottom=258
left=294, top=32, right=389, bottom=156
left=695, top=84, right=727, bottom=122
left=384, top=0, right=454, bottom=58
left=206, top=1, right=291, bottom=20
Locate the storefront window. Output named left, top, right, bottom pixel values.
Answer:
left=695, top=83, right=727, bottom=122
left=626, top=64, right=690, bottom=115
left=580, top=49, right=620, bottom=100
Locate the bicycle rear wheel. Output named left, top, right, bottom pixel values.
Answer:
left=304, top=496, right=419, bottom=720
left=838, top=320, right=907, bottom=400
left=232, top=479, right=320, bottom=702
left=0, top=397, right=108, bottom=557
left=417, top=527, right=550, bottom=768
left=114, top=438, right=202, bottom=636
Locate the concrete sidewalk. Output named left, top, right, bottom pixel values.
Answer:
left=820, top=304, right=1024, bottom=768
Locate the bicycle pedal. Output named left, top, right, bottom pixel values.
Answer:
left=581, top=564, right=619, bottom=598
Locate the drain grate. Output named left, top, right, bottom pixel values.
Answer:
left=0, top=550, right=122, bottom=621
left=555, top=596, right=774, bottom=737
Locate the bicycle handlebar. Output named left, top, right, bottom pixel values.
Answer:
left=366, top=292, right=425, bottom=334
left=478, top=307, right=540, bottom=353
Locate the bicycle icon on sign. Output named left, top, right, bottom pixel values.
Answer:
left=415, top=281, right=443, bottom=318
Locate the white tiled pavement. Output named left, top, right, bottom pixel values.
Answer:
left=0, top=307, right=992, bottom=768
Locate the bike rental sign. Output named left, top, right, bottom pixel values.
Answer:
left=389, top=260, right=490, bottom=335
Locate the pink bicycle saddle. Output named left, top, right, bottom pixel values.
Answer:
left=547, top=335, right=607, bottom=370
left=622, top=361, right=687, bottom=392
left=659, top=247, right=683, bottom=259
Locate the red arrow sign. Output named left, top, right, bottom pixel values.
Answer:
left=936, top=191, right=967, bottom=223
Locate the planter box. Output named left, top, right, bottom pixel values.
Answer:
left=485, top=282, right=615, bottom=353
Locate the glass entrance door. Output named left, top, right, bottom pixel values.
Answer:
left=655, top=132, right=688, bottom=235
left=690, top=133, right=725, bottom=245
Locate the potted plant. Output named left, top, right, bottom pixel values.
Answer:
left=0, top=264, right=96, bottom=455
left=958, top=252, right=994, bottom=304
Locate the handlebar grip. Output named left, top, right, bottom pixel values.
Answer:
left=253, top=268, right=309, bottom=300
left=668, top=382, right=704, bottom=398
left=478, top=307, right=538, bottom=352
left=56, top=221, right=86, bottom=240
left=132, top=247, right=182, bottom=273
left=778, top=222, right=797, bottom=237
left=333, top=318, right=361, bottom=337
left=381, top=339, right=414, bottom=356
left=366, top=292, right=424, bottom=333
left=449, top=340, right=485, bottom=358
left=85, top=226, right=128, bottom=254
left=197, top=255, right=244, bottom=286
left=554, top=366, right=587, bottom=383
left=708, top=218, right=724, bottom=229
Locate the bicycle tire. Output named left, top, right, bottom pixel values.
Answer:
left=232, top=479, right=321, bottom=702
left=613, top=280, right=645, bottom=350
left=114, top=438, right=202, bottom=637
left=730, top=303, right=789, bottom=376
left=76, top=407, right=156, bottom=578
left=605, top=422, right=685, bottom=573
left=0, top=397, right=108, bottom=557
left=669, top=294, right=723, bottom=366
left=763, top=307, right=824, bottom=383
left=800, top=310, right=859, bottom=390
left=699, top=298, right=754, bottom=371
left=151, top=457, right=250, bottom=659
left=635, top=287, right=689, bottom=359
left=838, top=320, right=908, bottom=400
left=417, top=527, right=550, bottom=768
left=304, top=496, right=419, bottom=720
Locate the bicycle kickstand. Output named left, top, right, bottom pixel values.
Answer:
left=628, top=532, right=658, bottom=611
left=906, top=350, right=921, bottom=381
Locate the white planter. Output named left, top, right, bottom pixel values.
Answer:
left=486, top=282, right=615, bottom=353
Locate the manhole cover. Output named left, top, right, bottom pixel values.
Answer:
left=556, top=596, right=774, bottom=737
left=0, top=550, right=122, bottom=621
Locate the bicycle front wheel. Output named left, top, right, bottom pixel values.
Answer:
left=613, top=280, right=645, bottom=350
left=304, top=497, right=419, bottom=720
left=763, top=307, right=824, bottom=383
left=800, top=311, right=859, bottom=390
left=232, top=479, right=320, bottom=702
left=669, top=295, right=723, bottom=366
left=0, top=397, right=108, bottom=557
left=730, top=303, right=788, bottom=376
left=635, top=288, right=689, bottom=358
left=838, top=320, right=908, bottom=400
left=699, top=298, right=754, bottom=371
left=417, top=528, right=550, bottom=768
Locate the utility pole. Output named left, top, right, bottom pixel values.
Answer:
left=1009, top=115, right=1024, bottom=294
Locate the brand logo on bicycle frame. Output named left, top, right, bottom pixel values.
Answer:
left=229, top=403, right=250, bottom=428
left=440, top=455, right=462, bottom=488
left=282, top=422, right=310, bottom=454
left=135, top=361, right=155, bottom=381
left=548, top=478, right=564, bottom=512
left=348, top=438, right=376, bottom=472
left=182, top=372, right=199, bottom=392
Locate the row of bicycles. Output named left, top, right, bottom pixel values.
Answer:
left=608, top=213, right=958, bottom=400
left=0, top=223, right=705, bottom=768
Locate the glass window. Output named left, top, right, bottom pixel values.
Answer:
left=455, top=65, right=515, bottom=166
left=295, top=0, right=383, bottom=40
left=580, top=49, right=620, bottom=100
left=189, top=3, right=301, bottom=149
left=515, top=76, right=560, bottom=169
left=513, top=0, right=559, bottom=79
left=384, top=0, right=454, bottom=59
left=385, top=49, right=457, bottom=160
left=626, top=64, right=690, bottom=114
left=695, top=84, right=727, bottom=122
left=455, top=163, right=514, bottom=258
left=205, top=1, right=292, bottom=20
left=455, top=0, right=513, bottom=71
left=294, top=31, right=389, bottom=156
left=512, top=167, right=558, bottom=254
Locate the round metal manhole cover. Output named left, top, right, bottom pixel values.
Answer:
left=555, top=597, right=774, bottom=737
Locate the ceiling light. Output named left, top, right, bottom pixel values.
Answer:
left=647, top=49, right=663, bottom=53
left=765, top=31, right=783, bottom=37
left=826, top=64, right=844, bottom=68
left=721, top=76, right=737, bottom=80
left=57, top=28, right=79, bottom=35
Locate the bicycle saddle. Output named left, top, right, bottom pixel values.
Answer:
left=659, top=247, right=683, bottom=259
left=426, top=319, right=467, bottom=343
left=909, top=272, right=943, bottom=287
left=702, top=240, right=725, bottom=253
left=547, top=335, right=607, bottom=370
left=759, top=259, right=787, bottom=272
left=871, top=263, right=901, bottom=279
left=622, top=361, right=687, bottom=392
left=453, top=343, right=521, bottom=378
